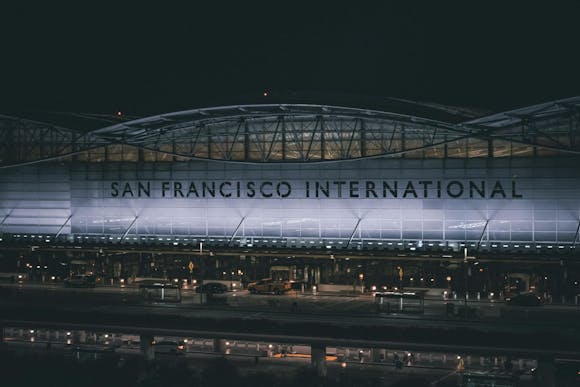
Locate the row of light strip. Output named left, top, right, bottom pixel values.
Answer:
left=4, top=234, right=577, bottom=249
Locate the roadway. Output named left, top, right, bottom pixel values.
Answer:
left=1, top=282, right=580, bottom=359
left=2, top=281, right=578, bottom=326
left=2, top=331, right=538, bottom=387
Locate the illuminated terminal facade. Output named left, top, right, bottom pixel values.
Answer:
left=1, top=97, right=580, bottom=293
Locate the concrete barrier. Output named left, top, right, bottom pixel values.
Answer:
left=317, top=284, right=357, bottom=293
left=404, top=287, right=447, bottom=298
left=198, top=280, right=243, bottom=291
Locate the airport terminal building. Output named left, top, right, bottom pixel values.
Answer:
left=1, top=97, right=579, bottom=294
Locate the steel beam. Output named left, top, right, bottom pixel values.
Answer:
left=228, top=217, right=246, bottom=246
left=55, top=215, right=73, bottom=238
left=121, top=216, right=139, bottom=242
left=346, top=218, right=363, bottom=249
left=476, top=220, right=490, bottom=251
left=573, top=219, right=580, bottom=247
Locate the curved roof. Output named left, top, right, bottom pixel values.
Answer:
left=1, top=97, right=579, bottom=167
left=89, top=104, right=465, bottom=162
left=464, top=96, right=580, bottom=128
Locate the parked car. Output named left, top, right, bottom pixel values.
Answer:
left=195, top=282, right=228, bottom=294
left=247, top=278, right=291, bottom=295
left=64, top=274, right=96, bottom=288
left=153, top=340, right=185, bottom=355
left=505, top=293, right=542, bottom=306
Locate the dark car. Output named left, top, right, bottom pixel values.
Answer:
left=64, top=274, right=96, bottom=288
left=195, top=282, right=228, bottom=294
left=505, top=293, right=542, bottom=306
left=153, top=340, right=185, bottom=355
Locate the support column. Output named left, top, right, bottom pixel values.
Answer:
left=371, top=348, right=386, bottom=363
left=140, top=334, right=155, bottom=361
left=74, top=330, right=87, bottom=344
left=213, top=338, right=226, bottom=354
left=311, top=343, right=327, bottom=377
left=535, top=358, right=556, bottom=387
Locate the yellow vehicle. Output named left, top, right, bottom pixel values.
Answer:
left=247, top=278, right=291, bottom=295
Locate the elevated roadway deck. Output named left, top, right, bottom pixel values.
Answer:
left=1, top=285, right=579, bottom=360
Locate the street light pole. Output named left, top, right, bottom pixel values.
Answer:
left=464, top=247, right=470, bottom=317
left=199, top=242, right=204, bottom=305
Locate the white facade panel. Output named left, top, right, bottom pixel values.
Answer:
left=0, top=157, right=579, bottom=246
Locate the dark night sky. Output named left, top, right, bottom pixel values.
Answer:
left=2, top=2, right=580, bottom=117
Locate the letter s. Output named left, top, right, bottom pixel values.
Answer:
left=111, top=182, right=119, bottom=197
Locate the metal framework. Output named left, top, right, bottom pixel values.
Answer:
left=0, top=115, right=108, bottom=167
left=1, top=97, right=579, bottom=167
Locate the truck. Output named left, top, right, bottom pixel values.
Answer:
left=247, top=278, right=291, bottom=295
